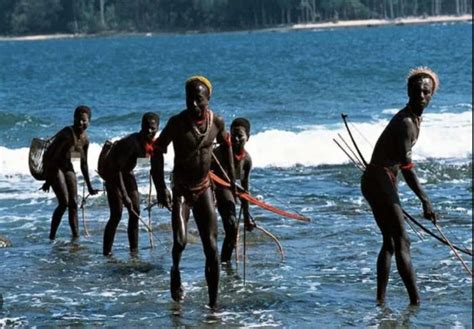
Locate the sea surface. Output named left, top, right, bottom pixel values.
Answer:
left=0, top=22, right=472, bottom=327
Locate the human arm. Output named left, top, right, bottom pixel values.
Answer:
left=40, top=181, right=51, bottom=192
left=401, top=167, right=436, bottom=223
left=150, top=151, right=171, bottom=210
left=216, top=118, right=236, bottom=194
left=117, top=171, right=133, bottom=209
left=150, top=120, right=173, bottom=210
left=42, top=128, right=70, bottom=178
left=399, top=118, right=436, bottom=223
left=106, top=136, right=141, bottom=208
left=80, top=139, right=98, bottom=195
left=41, top=128, right=70, bottom=191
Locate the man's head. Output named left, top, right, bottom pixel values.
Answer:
left=73, top=105, right=91, bottom=132
left=185, top=76, right=212, bottom=120
left=141, top=112, right=159, bottom=142
left=407, top=67, right=439, bottom=116
left=231, top=117, right=251, bottom=149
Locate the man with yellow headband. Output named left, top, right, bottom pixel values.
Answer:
left=151, top=76, right=235, bottom=308
left=361, top=67, right=439, bottom=306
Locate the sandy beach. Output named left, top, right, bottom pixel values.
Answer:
left=0, top=14, right=471, bottom=41
left=0, top=33, right=84, bottom=41
left=291, top=14, right=472, bottom=31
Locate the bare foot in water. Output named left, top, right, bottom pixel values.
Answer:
left=170, top=267, right=185, bottom=302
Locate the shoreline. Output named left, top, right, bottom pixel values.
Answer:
left=290, top=14, right=472, bottom=31
left=0, top=14, right=471, bottom=41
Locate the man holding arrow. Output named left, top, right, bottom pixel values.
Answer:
left=361, top=67, right=439, bottom=306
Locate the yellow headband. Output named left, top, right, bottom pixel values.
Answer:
left=186, top=76, right=212, bottom=96
left=407, top=66, right=440, bottom=94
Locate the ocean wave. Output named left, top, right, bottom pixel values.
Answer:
left=93, top=111, right=145, bottom=125
left=0, top=111, right=47, bottom=131
left=0, top=111, right=471, bottom=176
left=247, top=110, right=472, bottom=168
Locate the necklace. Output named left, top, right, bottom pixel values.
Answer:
left=234, top=149, right=246, bottom=161
left=190, top=110, right=211, bottom=139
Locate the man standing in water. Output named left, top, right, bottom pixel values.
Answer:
left=212, top=117, right=255, bottom=264
left=361, top=67, right=439, bottom=306
left=101, top=112, right=159, bottom=256
left=151, top=76, right=235, bottom=308
left=42, top=105, right=98, bottom=240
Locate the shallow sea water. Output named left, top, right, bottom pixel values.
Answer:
left=0, top=22, right=472, bottom=327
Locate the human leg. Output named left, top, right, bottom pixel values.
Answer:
left=103, top=183, right=123, bottom=256
left=216, top=188, right=237, bottom=263
left=390, top=203, right=420, bottom=305
left=376, top=238, right=395, bottom=304
left=170, top=194, right=189, bottom=302
left=362, top=171, right=395, bottom=304
left=124, top=174, right=140, bottom=253
left=49, top=169, right=69, bottom=240
left=365, top=199, right=396, bottom=305
left=64, top=170, right=79, bottom=238
left=363, top=170, right=420, bottom=305
left=193, top=188, right=219, bottom=307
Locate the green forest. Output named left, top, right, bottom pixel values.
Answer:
left=0, top=0, right=472, bottom=36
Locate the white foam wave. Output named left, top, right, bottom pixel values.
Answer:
left=247, top=110, right=472, bottom=168
left=382, top=108, right=399, bottom=114
left=0, top=111, right=471, bottom=175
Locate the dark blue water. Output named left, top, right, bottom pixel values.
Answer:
left=0, top=22, right=472, bottom=327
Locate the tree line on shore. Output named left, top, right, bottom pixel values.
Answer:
left=0, top=0, right=472, bottom=36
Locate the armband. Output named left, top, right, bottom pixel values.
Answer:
left=400, top=162, right=415, bottom=170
